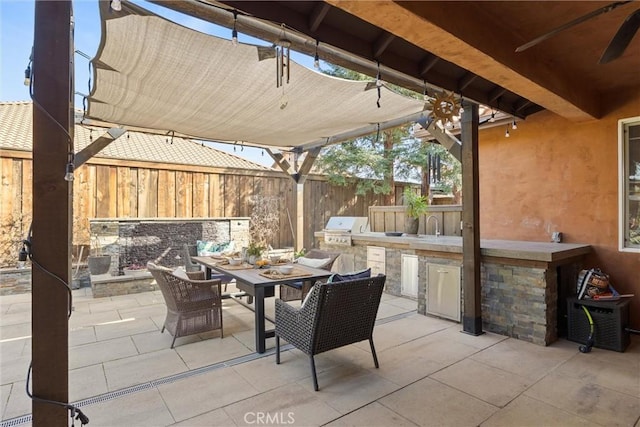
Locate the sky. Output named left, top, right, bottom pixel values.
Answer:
left=0, top=0, right=318, bottom=167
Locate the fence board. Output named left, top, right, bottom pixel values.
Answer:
left=117, top=166, right=131, bottom=217
left=175, top=171, right=192, bottom=217
left=209, top=173, right=223, bottom=217
left=239, top=175, right=253, bottom=217
left=129, top=168, right=138, bottom=217
left=224, top=174, right=240, bottom=217
left=108, top=166, right=117, bottom=217
left=192, top=172, right=206, bottom=217
left=96, top=165, right=110, bottom=217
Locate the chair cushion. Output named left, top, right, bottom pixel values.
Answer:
left=147, top=262, right=172, bottom=272
left=197, top=240, right=232, bottom=256
left=327, top=268, right=371, bottom=283
left=172, top=266, right=190, bottom=279
left=297, top=256, right=331, bottom=269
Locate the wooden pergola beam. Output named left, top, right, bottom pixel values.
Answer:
left=73, top=128, right=125, bottom=168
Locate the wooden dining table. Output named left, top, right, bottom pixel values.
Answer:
left=192, top=256, right=333, bottom=353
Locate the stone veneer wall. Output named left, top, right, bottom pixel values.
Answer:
left=480, top=262, right=557, bottom=345
left=90, top=218, right=250, bottom=275
left=91, top=275, right=158, bottom=298
left=1, top=266, right=91, bottom=295
left=320, top=239, right=580, bottom=346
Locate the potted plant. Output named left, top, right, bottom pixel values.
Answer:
left=246, top=242, right=265, bottom=265
left=87, top=232, right=111, bottom=275
left=403, top=187, right=428, bottom=235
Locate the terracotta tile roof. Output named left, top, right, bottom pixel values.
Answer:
left=0, top=101, right=271, bottom=171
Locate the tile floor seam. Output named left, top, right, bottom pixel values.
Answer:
left=514, top=391, right=610, bottom=427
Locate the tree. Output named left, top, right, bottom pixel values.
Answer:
left=316, top=64, right=461, bottom=203
left=316, top=64, right=409, bottom=204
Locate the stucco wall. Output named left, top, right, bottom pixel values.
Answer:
left=479, top=90, right=640, bottom=328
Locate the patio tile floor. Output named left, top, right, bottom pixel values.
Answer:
left=1, top=285, right=639, bottom=426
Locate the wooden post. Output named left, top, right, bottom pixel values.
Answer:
left=295, top=183, right=305, bottom=251
left=461, top=102, right=483, bottom=335
left=32, top=1, right=73, bottom=424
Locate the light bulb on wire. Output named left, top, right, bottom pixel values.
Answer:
left=231, top=11, right=238, bottom=46
left=489, top=111, right=496, bottom=123
left=505, top=126, right=510, bottom=138
left=512, top=120, right=518, bottom=130
left=64, top=162, right=75, bottom=182
left=23, top=64, right=31, bottom=86
left=110, top=0, right=122, bottom=12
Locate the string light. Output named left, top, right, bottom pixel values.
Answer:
left=23, top=64, right=31, bottom=86
left=512, top=120, right=518, bottom=130
left=505, top=126, right=510, bottom=138
left=231, top=11, right=238, bottom=46
left=64, top=162, right=75, bottom=182
left=489, top=110, right=496, bottom=123
left=64, top=153, right=75, bottom=182
left=375, top=61, right=383, bottom=108
left=110, top=0, right=122, bottom=12
left=313, top=40, right=320, bottom=69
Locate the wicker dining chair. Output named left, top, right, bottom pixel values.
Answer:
left=182, top=243, right=232, bottom=291
left=182, top=244, right=202, bottom=273
left=275, top=274, right=386, bottom=391
left=279, top=249, right=341, bottom=302
left=147, top=262, right=223, bottom=348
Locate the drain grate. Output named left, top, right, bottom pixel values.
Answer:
left=0, top=416, right=31, bottom=427
left=0, top=311, right=414, bottom=427
left=376, top=309, right=417, bottom=325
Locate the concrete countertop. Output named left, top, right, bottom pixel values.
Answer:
left=316, top=232, right=592, bottom=262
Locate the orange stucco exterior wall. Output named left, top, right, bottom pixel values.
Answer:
left=479, top=90, right=640, bottom=329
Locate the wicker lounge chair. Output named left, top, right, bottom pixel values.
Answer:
left=148, top=262, right=223, bottom=348
left=275, top=274, right=386, bottom=391
left=279, top=249, right=341, bottom=302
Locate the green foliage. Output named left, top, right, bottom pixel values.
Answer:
left=316, top=64, right=461, bottom=199
left=403, top=188, right=428, bottom=218
left=246, top=242, right=266, bottom=256
left=316, top=133, right=401, bottom=196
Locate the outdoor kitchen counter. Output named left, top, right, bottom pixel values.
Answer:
left=335, top=232, right=592, bottom=262
left=316, top=231, right=592, bottom=346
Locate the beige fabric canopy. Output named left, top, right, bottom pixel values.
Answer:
left=87, top=2, right=426, bottom=152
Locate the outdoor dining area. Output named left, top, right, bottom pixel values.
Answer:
left=2, top=272, right=638, bottom=426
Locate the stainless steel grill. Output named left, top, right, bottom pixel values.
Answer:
left=323, top=216, right=369, bottom=246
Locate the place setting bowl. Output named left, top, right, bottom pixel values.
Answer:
left=278, top=265, right=294, bottom=275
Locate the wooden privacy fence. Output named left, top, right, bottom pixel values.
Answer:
left=0, top=153, right=413, bottom=267
left=368, top=204, right=462, bottom=236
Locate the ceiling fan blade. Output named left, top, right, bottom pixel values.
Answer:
left=515, top=1, right=632, bottom=52
left=599, top=8, right=640, bottom=63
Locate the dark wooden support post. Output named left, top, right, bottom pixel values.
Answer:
left=32, top=1, right=73, bottom=424
left=461, top=102, right=483, bottom=336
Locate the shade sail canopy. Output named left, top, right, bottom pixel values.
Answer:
left=87, top=2, right=427, bottom=152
